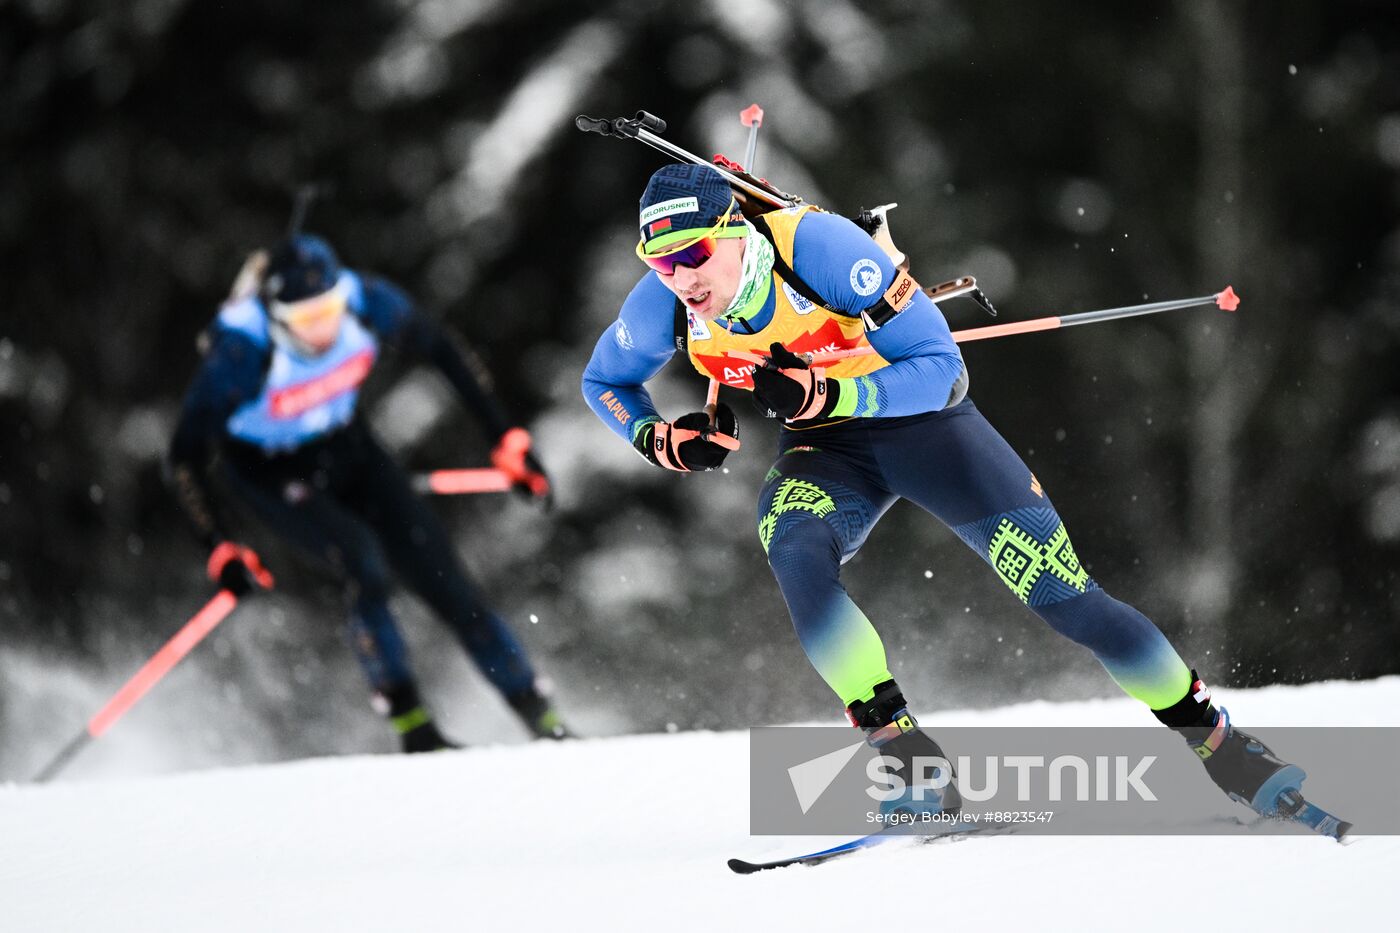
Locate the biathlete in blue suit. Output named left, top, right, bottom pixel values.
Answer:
left=582, top=163, right=1304, bottom=817
left=169, top=234, right=569, bottom=751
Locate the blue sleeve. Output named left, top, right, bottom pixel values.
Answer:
left=581, top=273, right=678, bottom=444
left=792, top=211, right=965, bottom=417
left=171, top=324, right=267, bottom=457
left=167, top=322, right=268, bottom=545
left=353, top=272, right=414, bottom=340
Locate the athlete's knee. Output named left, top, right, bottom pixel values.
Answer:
left=953, top=505, right=1098, bottom=608
left=759, top=476, right=844, bottom=567
left=763, top=512, right=841, bottom=582
left=1033, top=588, right=1113, bottom=646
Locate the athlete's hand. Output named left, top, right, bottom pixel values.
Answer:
left=750, top=342, right=840, bottom=421
left=206, top=542, right=275, bottom=597
left=633, top=404, right=741, bottom=472
left=491, top=427, right=552, bottom=506
left=225, top=249, right=268, bottom=303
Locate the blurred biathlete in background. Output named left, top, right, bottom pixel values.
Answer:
left=168, top=233, right=570, bottom=751
left=582, top=163, right=1307, bottom=821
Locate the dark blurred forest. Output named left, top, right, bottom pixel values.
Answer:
left=2, top=0, right=1398, bottom=778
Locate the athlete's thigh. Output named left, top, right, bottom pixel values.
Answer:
left=342, top=434, right=469, bottom=590
left=757, top=442, right=896, bottom=563
left=875, top=400, right=1095, bottom=606
left=219, top=458, right=386, bottom=580
left=874, top=400, right=1046, bottom=527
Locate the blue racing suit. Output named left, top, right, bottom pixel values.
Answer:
left=169, top=270, right=538, bottom=701
left=583, top=208, right=1193, bottom=711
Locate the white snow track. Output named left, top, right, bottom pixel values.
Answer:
left=4, top=678, right=1397, bottom=932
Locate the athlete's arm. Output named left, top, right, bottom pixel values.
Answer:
left=581, top=273, right=678, bottom=444
left=794, top=211, right=965, bottom=417
left=167, top=325, right=265, bottom=547
left=356, top=273, right=514, bottom=441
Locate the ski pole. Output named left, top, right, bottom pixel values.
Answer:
left=722, top=287, right=1240, bottom=373
left=804, top=347, right=874, bottom=366
left=814, top=286, right=1238, bottom=361
left=412, top=468, right=514, bottom=495
left=697, top=379, right=740, bottom=450
left=740, top=104, right=765, bottom=171
left=693, top=103, right=773, bottom=447
left=949, top=285, right=1239, bottom=344
left=31, top=589, right=242, bottom=783
left=704, top=379, right=721, bottom=429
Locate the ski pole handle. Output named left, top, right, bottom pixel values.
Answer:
left=700, top=378, right=740, bottom=450
left=488, top=428, right=551, bottom=498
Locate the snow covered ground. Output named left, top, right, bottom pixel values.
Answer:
left=3, top=678, right=1397, bottom=932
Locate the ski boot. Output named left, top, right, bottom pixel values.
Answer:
left=375, top=682, right=462, bottom=754
left=507, top=682, right=574, bottom=740
left=1155, top=672, right=1305, bottom=816
left=1156, top=672, right=1351, bottom=839
left=848, top=680, right=962, bottom=822
left=1193, top=708, right=1313, bottom=816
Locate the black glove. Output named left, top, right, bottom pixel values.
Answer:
left=750, top=342, right=840, bottom=421
left=206, top=542, right=275, bottom=597
left=633, top=404, right=741, bottom=472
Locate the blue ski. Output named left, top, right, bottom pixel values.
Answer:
left=727, top=819, right=1006, bottom=874
left=1275, top=790, right=1352, bottom=841
left=728, top=792, right=1352, bottom=874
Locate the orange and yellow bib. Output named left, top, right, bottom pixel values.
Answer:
left=683, top=206, right=889, bottom=390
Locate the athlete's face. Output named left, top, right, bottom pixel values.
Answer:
left=653, top=236, right=745, bottom=322
left=272, top=284, right=347, bottom=354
